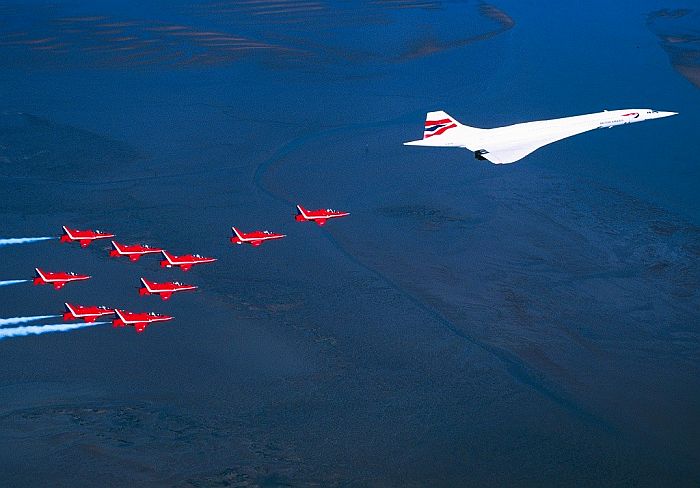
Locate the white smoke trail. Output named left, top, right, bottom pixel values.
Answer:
left=0, top=237, right=55, bottom=246
left=0, top=321, right=106, bottom=340
left=0, top=280, right=29, bottom=287
left=0, top=315, right=60, bottom=327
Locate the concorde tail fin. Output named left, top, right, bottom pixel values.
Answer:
left=403, top=111, right=482, bottom=148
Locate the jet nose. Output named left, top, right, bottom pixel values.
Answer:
left=657, top=111, right=678, bottom=118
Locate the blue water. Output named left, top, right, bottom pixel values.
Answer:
left=0, top=1, right=698, bottom=486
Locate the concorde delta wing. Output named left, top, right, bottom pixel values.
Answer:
left=476, top=119, right=601, bottom=164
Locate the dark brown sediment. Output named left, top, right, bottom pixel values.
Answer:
left=648, top=8, right=700, bottom=89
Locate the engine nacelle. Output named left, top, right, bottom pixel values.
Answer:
left=474, top=149, right=489, bottom=161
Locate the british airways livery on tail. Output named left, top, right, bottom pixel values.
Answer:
left=405, top=109, right=677, bottom=164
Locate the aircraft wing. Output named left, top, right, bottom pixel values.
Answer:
left=476, top=119, right=601, bottom=165
left=479, top=146, right=542, bottom=165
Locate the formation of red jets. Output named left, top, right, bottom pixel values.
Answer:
left=35, top=204, right=349, bottom=333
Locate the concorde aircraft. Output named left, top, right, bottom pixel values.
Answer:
left=404, top=109, right=677, bottom=164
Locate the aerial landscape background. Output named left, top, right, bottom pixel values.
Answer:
left=0, top=0, right=699, bottom=486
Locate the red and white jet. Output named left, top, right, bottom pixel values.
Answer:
left=112, top=309, right=173, bottom=333
left=160, top=250, right=216, bottom=271
left=63, top=303, right=114, bottom=323
left=60, top=226, right=114, bottom=248
left=295, top=204, right=349, bottom=226
left=109, top=241, right=164, bottom=261
left=139, top=278, right=197, bottom=300
left=33, top=268, right=91, bottom=290
left=230, top=226, right=286, bottom=247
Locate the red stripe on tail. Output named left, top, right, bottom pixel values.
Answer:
left=425, top=119, right=452, bottom=126
left=424, top=123, right=457, bottom=138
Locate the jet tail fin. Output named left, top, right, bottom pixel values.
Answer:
left=231, top=226, right=244, bottom=240
left=422, top=111, right=462, bottom=138
left=296, top=205, right=309, bottom=218
left=111, top=241, right=124, bottom=253
left=404, top=111, right=482, bottom=148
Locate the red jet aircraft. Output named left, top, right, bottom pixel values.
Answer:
left=33, top=268, right=91, bottom=290
left=113, top=309, right=173, bottom=333
left=160, top=250, right=216, bottom=271
left=63, top=303, right=114, bottom=323
left=230, top=226, right=285, bottom=247
left=109, top=241, right=164, bottom=261
left=60, top=226, right=114, bottom=247
left=139, top=278, right=197, bottom=300
left=295, top=204, right=350, bottom=226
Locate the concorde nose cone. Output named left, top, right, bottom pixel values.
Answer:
left=658, top=111, right=678, bottom=118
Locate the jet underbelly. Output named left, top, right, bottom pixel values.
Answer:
left=476, top=119, right=601, bottom=164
